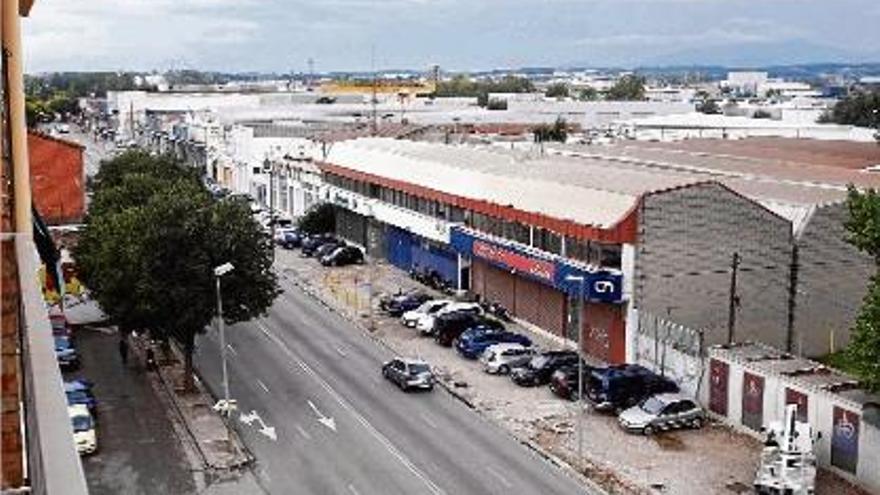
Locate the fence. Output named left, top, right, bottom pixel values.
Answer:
left=633, top=309, right=708, bottom=400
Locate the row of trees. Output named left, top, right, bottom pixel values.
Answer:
left=820, top=90, right=880, bottom=128
left=434, top=75, right=535, bottom=107
left=543, top=75, right=646, bottom=101
left=75, top=152, right=279, bottom=390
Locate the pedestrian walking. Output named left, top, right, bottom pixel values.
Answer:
left=118, top=337, right=129, bottom=365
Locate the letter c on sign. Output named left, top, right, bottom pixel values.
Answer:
left=593, top=281, right=614, bottom=294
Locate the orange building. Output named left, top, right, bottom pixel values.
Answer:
left=28, top=130, right=85, bottom=225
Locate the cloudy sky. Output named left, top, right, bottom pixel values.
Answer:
left=22, top=0, right=880, bottom=73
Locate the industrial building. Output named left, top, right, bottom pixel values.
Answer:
left=319, top=137, right=878, bottom=363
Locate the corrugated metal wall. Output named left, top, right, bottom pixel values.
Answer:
left=636, top=183, right=793, bottom=351
left=386, top=226, right=414, bottom=271
left=582, top=302, right=626, bottom=364
left=514, top=275, right=566, bottom=337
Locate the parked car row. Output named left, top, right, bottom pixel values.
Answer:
left=51, top=312, right=99, bottom=455
left=279, top=230, right=366, bottom=267
left=379, top=291, right=706, bottom=436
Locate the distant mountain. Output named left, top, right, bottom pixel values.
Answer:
left=640, top=39, right=876, bottom=69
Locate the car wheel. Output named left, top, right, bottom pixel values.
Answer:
left=498, top=364, right=510, bottom=375
left=691, top=417, right=704, bottom=429
left=643, top=425, right=655, bottom=436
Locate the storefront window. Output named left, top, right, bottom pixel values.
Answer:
left=600, top=244, right=622, bottom=269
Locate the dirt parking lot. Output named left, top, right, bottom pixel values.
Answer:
left=276, top=248, right=868, bottom=495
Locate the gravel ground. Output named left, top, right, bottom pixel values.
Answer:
left=276, top=247, right=869, bottom=495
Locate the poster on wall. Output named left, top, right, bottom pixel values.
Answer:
left=831, top=406, right=860, bottom=474
left=785, top=388, right=809, bottom=422
left=741, top=372, right=765, bottom=431
left=709, top=359, right=729, bottom=416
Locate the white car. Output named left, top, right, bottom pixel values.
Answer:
left=69, top=404, right=97, bottom=455
left=415, top=302, right=482, bottom=335
left=401, top=299, right=451, bottom=328
left=480, top=343, right=537, bottom=374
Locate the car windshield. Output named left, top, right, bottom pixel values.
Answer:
left=530, top=356, right=550, bottom=369
left=67, top=390, right=89, bottom=402
left=408, top=363, right=430, bottom=375
left=71, top=414, right=93, bottom=432
left=640, top=397, right=667, bottom=415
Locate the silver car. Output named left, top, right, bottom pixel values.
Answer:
left=480, top=343, right=536, bottom=374
left=618, top=393, right=705, bottom=435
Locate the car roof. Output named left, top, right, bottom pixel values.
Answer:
left=486, top=342, right=528, bottom=351
left=68, top=404, right=91, bottom=418
left=651, top=392, right=691, bottom=403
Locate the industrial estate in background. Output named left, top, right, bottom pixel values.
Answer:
left=4, top=2, right=880, bottom=495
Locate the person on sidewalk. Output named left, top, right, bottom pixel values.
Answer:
left=118, top=337, right=129, bottom=366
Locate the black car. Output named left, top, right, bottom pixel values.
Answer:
left=313, top=241, right=346, bottom=260
left=382, top=292, right=432, bottom=317
left=549, top=364, right=595, bottom=400
left=434, top=314, right=504, bottom=346
left=320, top=246, right=365, bottom=266
left=300, top=234, right=337, bottom=256
left=584, top=364, right=679, bottom=412
left=510, top=351, right=581, bottom=387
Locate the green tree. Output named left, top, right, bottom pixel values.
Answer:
left=75, top=153, right=279, bottom=391
left=297, top=203, right=336, bottom=235
left=578, top=87, right=599, bottom=101
left=606, top=75, right=646, bottom=101
left=821, top=90, right=880, bottom=128
left=545, top=83, right=569, bottom=99
left=533, top=117, right=568, bottom=143
left=843, top=186, right=880, bottom=390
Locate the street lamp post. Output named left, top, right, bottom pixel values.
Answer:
left=565, top=274, right=586, bottom=468
left=214, top=262, right=235, bottom=425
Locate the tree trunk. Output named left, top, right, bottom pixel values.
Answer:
left=182, top=332, right=195, bottom=393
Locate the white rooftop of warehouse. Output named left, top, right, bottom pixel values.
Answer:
left=324, top=138, right=710, bottom=229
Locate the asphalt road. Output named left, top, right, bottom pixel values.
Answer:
left=195, top=273, right=597, bottom=495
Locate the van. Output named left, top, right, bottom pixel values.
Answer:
left=584, top=364, right=679, bottom=412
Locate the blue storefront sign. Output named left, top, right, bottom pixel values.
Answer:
left=450, top=227, right=623, bottom=303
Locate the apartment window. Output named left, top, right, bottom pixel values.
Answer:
left=536, top=228, right=562, bottom=255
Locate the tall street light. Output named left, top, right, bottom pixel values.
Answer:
left=565, top=274, right=586, bottom=468
left=214, top=262, right=235, bottom=422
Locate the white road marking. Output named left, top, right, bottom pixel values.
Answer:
left=307, top=400, right=337, bottom=431
left=335, top=346, right=347, bottom=357
left=255, top=320, right=445, bottom=495
left=420, top=412, right=438, bottom=429
left=257, top=379, right=270, bottom=393
left=347, top=484, right=361, bottom=495
left=295, top=423, right=312, bottom=440
left=226, top=343, right=237, bottom=356
left=486, top=466, right=513, bottom=488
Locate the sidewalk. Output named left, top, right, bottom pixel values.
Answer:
left=275, top=248, right=868, bottom=495
left=128, top=334, right=252, bottom=474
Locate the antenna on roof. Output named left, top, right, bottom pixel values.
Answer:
left=371, top=45, right=378, bottom=137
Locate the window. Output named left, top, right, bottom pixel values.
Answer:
left=600, top=244, right=622, bottom=269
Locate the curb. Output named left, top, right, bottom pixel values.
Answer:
left=276, top=266, right=610, bottom=495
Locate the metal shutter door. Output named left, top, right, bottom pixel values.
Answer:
left=515, top=276, right=565, bottom=337
left=483, top=263, right=515, bottom=313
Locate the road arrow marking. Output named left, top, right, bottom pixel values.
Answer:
left=308, top=400, right=337, bottom=432
left=239, top=410, right=259, bottom=426
left=260, top=425, right=277, bottom=441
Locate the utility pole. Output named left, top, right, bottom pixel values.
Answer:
left=727, top=252, right=740, bottom=345
left=786, top=245, right=799, bottom=353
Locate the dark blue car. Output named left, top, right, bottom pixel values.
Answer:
left=66, top=387, right=97, bottom=415
left=455, top=327, right=532, bottom=359
left=383, top=292, right=431, bottom=317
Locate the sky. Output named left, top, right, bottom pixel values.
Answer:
left=22, top=0, right=880, bottom=74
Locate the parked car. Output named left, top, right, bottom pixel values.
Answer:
left=481, top=343, right=537, bottom=374
left=55, top=335, right=79, bottom=370
left=49, top=312, right=70, bottom=337
left=320, top=245, right=365, bottom=266
left=415, top=302, right=483, bottom=335
left=618, top=393, right=706, bottom=435
left=300, top=234, right=338, bottom=256
left=434, top=314, right=504, bottom=346
left=275, top=228, right=301, bottom=248
left=313, top=240, right=347, bottom=260
left=381, top=357, right=435, bottom=392
left=510, top=351, right=582, bottom=387
left=549, top=365, right=594, bottom=400
left=455, top=329, right=531, bottom=359
left=65, top=382, right=97, bottom=415
left=400, top=299, right=450, bottom=324
left=68, top=404, right=97, bottom=455
left=584, top=364, right=679, bottom=412
left=392, top=295, right=439, bottom=320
